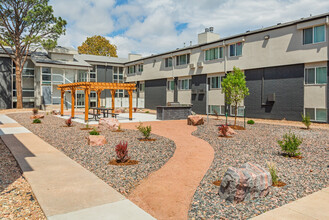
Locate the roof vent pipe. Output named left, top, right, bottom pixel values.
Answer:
left=209, top=27, right=214, bottom=32
left=205, top=28, right=209, bottom=32
left=190, top=41, right=192, bottom=46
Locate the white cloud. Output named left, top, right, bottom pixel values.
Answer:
left=50, top=0, right=329, bottom=58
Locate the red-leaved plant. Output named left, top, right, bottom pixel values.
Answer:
left=115, top=141, right=130, bottom=163
left=65, top=117, right=73, bottom=127
left=219, top=125, right=229, bottom=137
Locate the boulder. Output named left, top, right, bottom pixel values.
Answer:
left=219, top=162, right=272, bottom=203
left=52, top=110, right=60, bottom=115
left=88, top=135, right=107, bottom=146
left=219, top=126, right=237, bottom=136
left=187, top=115, right=204, bottom=126
left=98, top=118, right=120, bottom=131
left=30, top=114, right=44, bottom=119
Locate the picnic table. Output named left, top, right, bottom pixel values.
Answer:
left=89, top=107, right=118, bottom=120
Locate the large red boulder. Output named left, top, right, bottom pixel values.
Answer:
left=88, top=135, right=107, bottom=146
left=187, top=115, right=204, bottom=126
left=98, top=118, right=120, bottom=131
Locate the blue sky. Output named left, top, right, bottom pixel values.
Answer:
left=50, top=0, right=329, bottom=57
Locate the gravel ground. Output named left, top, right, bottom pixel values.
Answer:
left=0, top=139, right=46, bottom=219
left=189, top=119, right=329, bottom=219
left=8, top=113, right=175, bottom=196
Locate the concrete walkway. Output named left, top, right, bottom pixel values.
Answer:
left=0, top=114, right=155, bottom=220
left=121, top=120, right=215, bottom=220
left=252, top=187, right=329, bottom=220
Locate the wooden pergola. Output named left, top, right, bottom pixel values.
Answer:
left=57, top=82, right=136, bottom=122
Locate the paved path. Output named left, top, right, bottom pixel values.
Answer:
left=252, top=187, right=329, bottom=220
left=0, top=114, right=155, bottom=220
left=121, top=120, right=215, bottom=220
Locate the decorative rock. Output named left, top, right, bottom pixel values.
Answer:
left=187, top=115, right=204, bottom=126
left=30, top=114, right=44, bottom=119
left=52, top=110, right=60, bottom=115
left=88, top=135, right=107, bottom=146
left=98, top=118, right=120, bottom=131
left=219, top=162, right=272, bottom=203
left=219, top=126, right=236, bottom=136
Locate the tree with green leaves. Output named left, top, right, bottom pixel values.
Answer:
left=78, top=35, right=118, bottom=57
left=0, top=0, right=66, bottom=108
left=221, top=66, right=249, bottom=126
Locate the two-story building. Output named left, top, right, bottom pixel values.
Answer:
left=0, top=12, right=328, bottom=123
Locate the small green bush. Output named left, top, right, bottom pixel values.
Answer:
left=89, top=128, right=100, bottom=135
left=267, top=162, right=278, bottom=185
left=247, top=120, right=255, bottom=125
left=136, top=123, right=151, bottom=139
left=33, top=118, right=41, bottom=124
left=278, top=132, right=302, bottom=157
left=301, top=113, right=311, bottom=129
left=145, top=111, right=150, bottom=113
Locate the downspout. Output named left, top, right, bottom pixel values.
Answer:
left=326, top=16, right=329, bottom=123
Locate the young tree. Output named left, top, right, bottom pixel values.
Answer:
left=221, top=66, right=249, bottom=126
left=0, top=0, right=66, bottom=108
left=78, top=35, right=118, bottom=57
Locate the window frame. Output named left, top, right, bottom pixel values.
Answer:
left=167, top=80, right=175, bottom=91
left=178, top=78, right=191, bottom=90
left=165, top=57, right=173, bottom=68
left=128, top=65, right=136, bottom=74
left=303, top=24, right=326, bottom=45
left=304, top=108, right=327, bottom=122
left=138, top=64, right=143, bottom=72
left=230, top=106, right=245, bottom=117
left=139, top=82, right=145, bottom=92
left=229, top=42, right=243, bottom=57
left=209, top=75, right=223, bottom=89
left=304, top=66, right=327, bottom=85
left=176, top=54, right=190, bottom=66
left=209, top=105, right=225, bottom=115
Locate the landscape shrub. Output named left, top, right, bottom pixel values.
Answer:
left=145, top=111, right=150, bottom=113
left=89, top=128, right=100, bottom=135
left=115, top=141, right=130, bottom=163
left=247, top=120, right=255, bottom=125
left=65, top=117, right=73, bottom=127
left=85, top=122, right=89, bottom=129
left=267, top=162, right=278, bottom=185
left=218, top=125, right=229, bottom=137
left=33, top=118, right=41, bottom=124
left=32, top=108, right=38, bottom=115
left=301, top=113, right=311, bottom=129
left=137, top=123, right=151, bottom=139
left=278, top=132, right=302, bottom=157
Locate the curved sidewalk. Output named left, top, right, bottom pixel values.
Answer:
left=122, top=120, right=215, bottom=220
left=0, top=114, right=155, bottom=220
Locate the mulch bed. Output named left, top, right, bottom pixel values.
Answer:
left=8, top=113, right=176, bottom=196
left=0, top=139, right=46, bottom=219
left=189, top=118, right=329, bottom=219
left=138, top=138, right=157, bottom=141
left=108, top=159, right=139, bottom=166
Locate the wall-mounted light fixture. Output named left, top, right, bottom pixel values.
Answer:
left=264, top=35, right=270, bottom=40
left=242, top=37, right=246, bottom=42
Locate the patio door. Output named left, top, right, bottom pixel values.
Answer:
left=42, top=86, right=51, bottom=105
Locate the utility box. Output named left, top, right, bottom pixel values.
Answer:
left=267, top=93, right=275, bottom=102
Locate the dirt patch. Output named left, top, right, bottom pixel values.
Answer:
left=213, top=180, right=222, bottom=186
left=108, top=159, right=139, bottom=166
left=138, top=138, right=157, bottom=141
left=229, top=125, right=245, bottom=130
left=272, top=181, right=286, bottom=187
left=80, top=128, right=93, bottom=130
left=112, top=130, right=125, bottom=133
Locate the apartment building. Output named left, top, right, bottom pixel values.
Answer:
left=0, top=12, right=328, bottom=123
left=125, top=13, right=329, bottom=123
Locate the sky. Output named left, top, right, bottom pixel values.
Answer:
left=49, top=0, right=329, bottom=58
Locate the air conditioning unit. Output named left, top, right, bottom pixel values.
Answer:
left=197, top=62, right=203, bottom=68
left=189, top=63, right=195, bottom=69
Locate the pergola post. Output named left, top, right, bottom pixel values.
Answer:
left=84, top=88, right=89, bottom=122
left=111, top=90, right=116, bottom=113
left=128, top=90, right=133, bottom=120
left=60, top=89, right=64, bottom=116
left=97, top=90, right=101, bottom=114
left=71, top=88, right=76, bottom=118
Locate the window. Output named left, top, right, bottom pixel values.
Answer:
left=90, top=92, right=96, bottom=98
left=229, top=42, right=242, bottom=57
left=176, top=54, right=190, bottom=66
left=303, top=25, right=325, bottom=44
left=165, top=57, right=173, bottom=68
left=78, top=70, right=88, bottom=82
left=209, top=105, right=225, bottom=115
left=42, top=67, right=51, bottom=84
left=139, top=82, right=145, bottom=92
left=113, top=67, right=124, bottom=97
left=138, top=64, right=143, bottom=72
left=305, top=108, right=327, bottom=122
left=90, top=66, right=96, bottom=82
left=128, top=65, right=136, bottom=74
left=231, top=106, right=244, bottom=116
left=205, top=47, right=223, bottom=61
left=305, top=67, right=327, bottom=84
left=167, top=80, right=175, bottom=91
left=178, top=79, right=191, bottom=90
left=209, top=76, right=222, bottom=89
